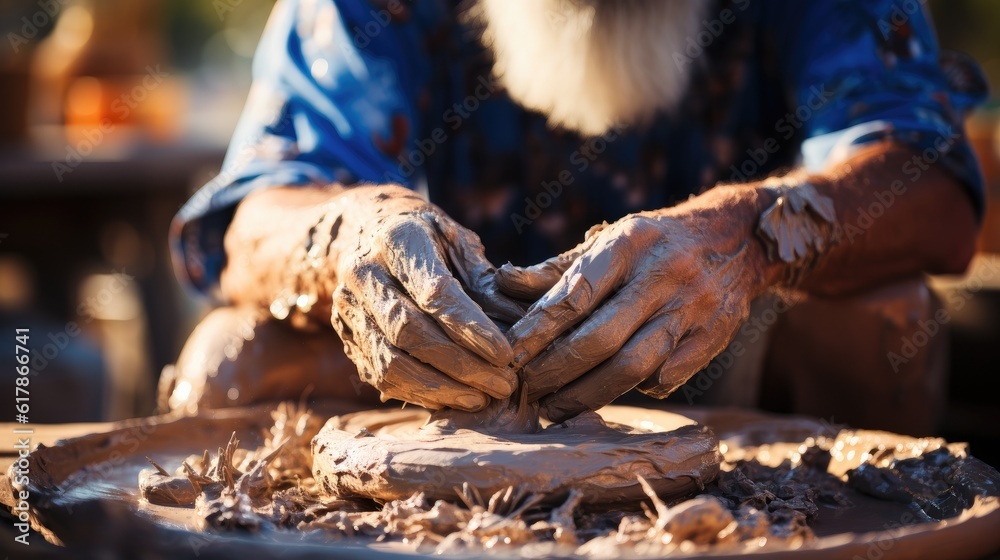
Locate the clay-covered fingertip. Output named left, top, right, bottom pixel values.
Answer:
left=507, top=344, right=529, bottom=370
left=481, top=329, right=515, bottom=367
left=484, top=371, right=517, bottom=399
left=494, top=262, right=523, bottom=288
left=496, top=261, right=519, bottom=276
left=454, top=393, right=489, bottom=412
left=448, top=317, right=513, bottom=367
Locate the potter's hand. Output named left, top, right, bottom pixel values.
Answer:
left=331, top=186, right=524, bottom=412
left=496, top=212, right=762, bottom=422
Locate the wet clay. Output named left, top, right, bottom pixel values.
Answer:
left=159, top=306, right=381, bottom=415
left=491, top=190, right=794, bottom=421
left=756, top=180, right=839, bottom=286
left=223, top=185, right=525, bottom=413
left=10, top=402, right=1000, bottom=557
left=321, top=187, right=526, bottom=412
left=311, top=403, right=722, bottom=506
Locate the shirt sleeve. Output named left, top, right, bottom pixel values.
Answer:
left=780, top=0, right=988, bottom=216
left=170, top=0, right=433, bottom=297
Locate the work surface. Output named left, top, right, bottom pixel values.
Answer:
left=3, top=403, right=1000, bottom=559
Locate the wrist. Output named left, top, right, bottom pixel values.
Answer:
left=663, top=184, right=788, bottom=297
left=751, top=178, right=839, bottom=290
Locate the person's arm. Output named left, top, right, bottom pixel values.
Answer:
left=496, top=140, right=979, bottom=423
left=174, top=1, right=527, bottom=412
left=222, top=183, right=525, bottom=412
left=493, top=0, right=988, bottom=422
left=685, top=142, right=979, bottom=297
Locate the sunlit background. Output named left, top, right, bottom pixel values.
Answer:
left=0, top=0, right=997, bottom=462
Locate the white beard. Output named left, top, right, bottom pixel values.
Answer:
left=470, top=0, right=707, bottom=136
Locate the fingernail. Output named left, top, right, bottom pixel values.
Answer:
left=456, top=393, right=488, bottom=411
left=454, top=318, right=510, bottom=364
left=485, top=374, right=516, bottom=398
left=478, top=330, right=514, bottom=366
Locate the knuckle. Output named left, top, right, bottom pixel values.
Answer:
left=330, top=312, right=348, bottom=335
left=332, top=283, right=356, bottom=310
left=343, top=258, right=379, bottom=286
left=380, top=216, right=423, bottom=247
left=356, top=364, right=375, bottom=385
left=670, top=251, right=701, bottom=276
left=387, top=305, right=419, bottom=348
left=617, top=214, right=658, bottom=238
left=414, top=274, right=460, bottom=310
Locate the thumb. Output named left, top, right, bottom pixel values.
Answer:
left=495, top=222, right=608, bottom=300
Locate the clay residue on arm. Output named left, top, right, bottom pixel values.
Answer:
left=222, top=184, right=523, bottom=413
left=755, top=180, right=839, bottom=287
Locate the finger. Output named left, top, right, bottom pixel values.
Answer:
left=331, top=286, right=365, bottom=364
left=637, top=328, right=721, bottom=399
left=432, top=214, right=527, bottom=325
left=540, top=313, right=682, bottom=423
left=332, top=286, right=399, bottom=400
left=505, top=233, right=632, bottom=366
left=334, top=286, right=490, bottom=411
left=381, top=217, right=513, bottom=366
left=351, top=263, right=517, bottom=399
left=495, top=254, right=576, bottom=301
left=494, top=223, right=605, bottom=300
left=521, top=282, right=668, bottom=401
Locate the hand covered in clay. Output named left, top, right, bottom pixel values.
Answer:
left=330, top=186, right=525, bottom=412
left=496, top=212, right=763, bottom=422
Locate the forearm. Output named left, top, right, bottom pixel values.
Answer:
left=221, top=182, right=521, bottom=411
left=220, top=184, right=346, bottom=321
left=220, top=183, right=420, bottom=322
left=665, top=142, right=980, bottom=297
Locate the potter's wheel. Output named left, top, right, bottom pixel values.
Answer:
left=311, top=407, right=722, bottom=506
left=5, top=402, right=1000, bottom=559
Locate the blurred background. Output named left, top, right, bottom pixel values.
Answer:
left=0, top=1, right=997, bottom=459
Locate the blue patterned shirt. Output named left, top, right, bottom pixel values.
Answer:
left=171, top=0, right=988, bottom=297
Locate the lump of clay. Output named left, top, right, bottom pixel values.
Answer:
left=139, top=466, right=200, bottom=507
left=311, top=407, right=722, bottom=506
left=847, top=447, right=1000, bottom=520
